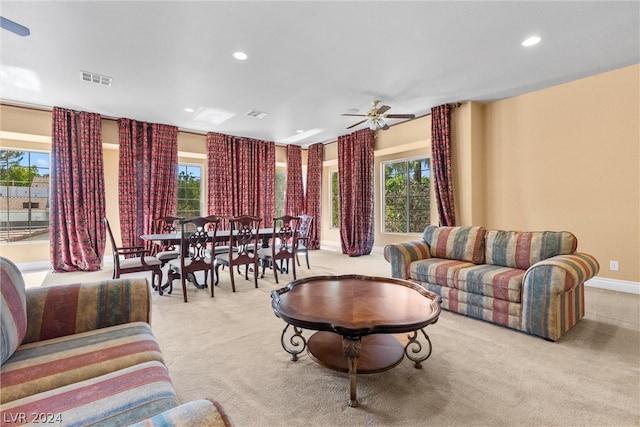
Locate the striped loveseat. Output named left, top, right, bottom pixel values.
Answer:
left=0, top=257, right=230, bottom=426
left=384, top=226, right=599, bottom=341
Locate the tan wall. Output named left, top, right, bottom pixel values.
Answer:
left=482, top=65, right=639, bottom=282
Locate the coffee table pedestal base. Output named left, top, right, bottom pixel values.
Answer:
left=307, top=332, right=405, bottom=407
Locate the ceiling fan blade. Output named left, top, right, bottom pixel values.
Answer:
left=376, top=105, right=391, bottom=115
left=346, top=120, right=367, bottom=129
left=0, top=17, right=30, bottom=36
left=341, top=114, right=367, bottom=117
left=384, top=114, right=416, bottom=119
left=380, top=123, right=390, bottom=130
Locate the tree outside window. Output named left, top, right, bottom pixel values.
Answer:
left=330, top=171, right=339, bottom=228
left=0, top=149, right=50, bottom=242
left=382, top=157, right=430, bottom=233
left=176, top=164, right=201, bottom=219
left=275, top=169, right=286, bottom=218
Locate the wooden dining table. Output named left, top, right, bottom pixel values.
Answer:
left=140, top=228, right=275, bottom=248
left=140, top=228, right=275, bottom=289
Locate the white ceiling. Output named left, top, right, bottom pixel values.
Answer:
left=1, top=1, right=638, bottom=146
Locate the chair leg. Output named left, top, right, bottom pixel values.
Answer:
left=155, top=269, right=163, bottom=296
left=210, top=268, right=215, bottom=298
left=305, top=252, right=310, bottom=269
left=296, top=254, right=301, bottom=267
left=292, top=257, right=297, bottom=280
left=253, top=261, right=259, bottom=288
left=214, top=263, right=220, bottom=285
left=273, top=259, right=279, bottom=284
left=181, top=274, right=188, bottom=303
left=229, top=265, right=236, bottom=292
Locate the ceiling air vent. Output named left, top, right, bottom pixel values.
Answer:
left=80, top=71, right=112, bottom=87
left=245, top=109, right=269, bottom=119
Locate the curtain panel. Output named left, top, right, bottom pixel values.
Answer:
left=285, top=145, right=304, bottom=216
left=206, top=132, right=275, bottom=227
left=337, top=129, right=375, bottom=257
left=50, top=107, right=106, bottom=271
left=431, top=104, right=456, bottom=226
left=305, top=143, right=323, bottom=249
left=118, top=119, right=178, bottom=252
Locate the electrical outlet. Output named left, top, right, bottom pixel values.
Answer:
left=609, top=260, right=619, bottom=271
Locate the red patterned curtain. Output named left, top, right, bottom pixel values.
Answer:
left=206, top=132, right=275, bottom=226
left=305, top=143, right=323, bottom=249
left=50, top=107, right=105, bottom=271
left=118, top=119, right=178, bottom=251
left=338, top=129, right=375, bottom=257
left=431, top=104, right=456, bottom=226
left=285, top=145, right=304, bottom=216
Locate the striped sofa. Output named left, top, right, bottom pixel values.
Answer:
left=0, top=257, right=231, bottom=426
left=384, top=226, right=599, bottom=341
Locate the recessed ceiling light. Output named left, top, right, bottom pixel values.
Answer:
left=184, top=108, right=195, bottom=113
left=296, top=130, right=304, bottom=133
left=522, top=36, right=541, bottom=47
left=233, top=51, right=248, bottom=60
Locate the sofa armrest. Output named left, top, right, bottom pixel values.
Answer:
left=524, top=253, right=600, bottom=295
left=383, top=240, right=431, bottom=279
left=129, top=399, right=232, bottom=427
left=521, top=253, right=599, bottom=340
left=22, top=278, right=151, bottom=344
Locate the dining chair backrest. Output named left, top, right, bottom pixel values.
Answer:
left=179, top=216, right=221, bottom=269
left=227, top=215, right=262, bottom=263
left=154, top=216, right=183, bottom=251
left=271, top=215, right=301, bottom=261
left=296, top=214, right=314, bottom=269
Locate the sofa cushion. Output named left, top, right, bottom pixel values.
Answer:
left=423, top=226, right=486, bottom=264
left=485, top=230, right=577, bottom=269
left=410, top=258, right=476, bottom=288
left=424, top=283, right=522, bottom=331
left=0, top=360, right=178, bottom=426
left=455, top=264, right=526, bottom=303
left=0, top=257, right=27, bottom=365
left=0, top=322, right=164, bottom=404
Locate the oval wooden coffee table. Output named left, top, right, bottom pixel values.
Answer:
left=271, top=274, right=441, bottom=407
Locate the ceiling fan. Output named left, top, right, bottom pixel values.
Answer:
left=342, top=99, right=416, bottom=131
left=0, top=17, right=30, bottom=36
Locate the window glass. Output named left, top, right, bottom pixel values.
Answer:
left=275, top=169, right=286, bottom=218
left=0, top=149, right=50, bottom=243
left=176, top=164, right=202, bottom=219
left=330, top=171, right=340, bottom=228
left=382, top=157, right=430, bottom=233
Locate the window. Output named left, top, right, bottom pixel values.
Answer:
left=330, top=171, right=340, bottom=228
left=382, top=157, right=430, bottom=233
left=0, top=149, right=50, bottom=243
left=176, top=164, right=202, bottom=219
left=275, top=169, right=286, bottom=218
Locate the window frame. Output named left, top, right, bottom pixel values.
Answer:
left=329, top=169, right=340, bottom=229
left=0, top=148, right=51, bottom=244
left=176, top=163, right=203, bottom=219
left=380, top=155, right=431, bottom=235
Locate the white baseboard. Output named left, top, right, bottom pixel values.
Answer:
left=14, top=260, right=51, bottom=273
left=586, top=277, right=639, bottom=295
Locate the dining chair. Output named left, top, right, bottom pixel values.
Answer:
left=167, top=215, right=221, bottom=302
left=257, top=215, right=300, bottom=284
left=103, top=217, right=163, bottom=294
left=215, top=215, right=262, bottom=292
left=296, top=214, right=314, bottom=269
left=153, top=216, right=183, bottom=267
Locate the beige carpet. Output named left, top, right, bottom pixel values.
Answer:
left=41, top=250, right=640, bottom=427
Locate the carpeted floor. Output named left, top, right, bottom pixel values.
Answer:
left=38, top=249, right=640, bottom=427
